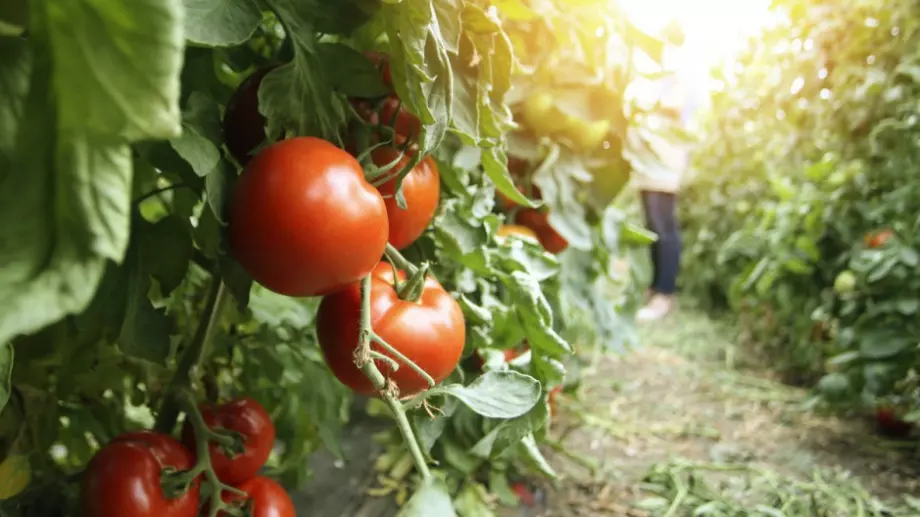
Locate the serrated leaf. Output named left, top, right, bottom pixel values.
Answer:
left=396, top=479, right=457, bottom=517
left=319, top=43, right=389, bottom=98
left=437, top=371, right=541, bottom=419
left=40, top=0, right=184, bottom=140
left=183, top=0, right=261, bottom=47
left=471, top=399, right=548, bottom=458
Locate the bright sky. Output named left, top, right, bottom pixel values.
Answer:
left=619, top=0, right=773, bottom=86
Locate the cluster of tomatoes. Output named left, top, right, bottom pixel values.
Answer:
left=223, top=52, right=465, bottom=398
left=81, top=398, right=292, bottom=517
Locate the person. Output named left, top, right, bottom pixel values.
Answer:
left=630, top=19, right=702, bottom=322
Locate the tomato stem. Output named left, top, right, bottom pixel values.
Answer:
left=369, top=332, right=436, bottom=388
left=175, top=391, right=248, bottom=517
left=384, top=243, right=417, bottom=275
left=155, top=278, right=227, bottom=434
left=367, top=350, right=401, bottom=372
left=395, top=262, right=429, bottom=302
left=355, top=275, right=433, bottom=481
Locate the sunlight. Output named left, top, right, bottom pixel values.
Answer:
left=618, top=0, right=772, bottom=75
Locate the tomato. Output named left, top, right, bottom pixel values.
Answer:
left=497, top=184, right=541, bottom=211
left=561, top=116, right=610, bottom=151
left=833, top=270, right=856, bottom=294
left=221, top=476, right=295, bottom=517
left=81, top=431, right=199, bottom=517
left=496, top=224, right=538, bottom=241
left=522, top=91, right=567, bottom=135
left=363, top=51, right=392, bottom=90
left=227, top=137, right=389, bottom=297
left=517, top=209, right=568, bottom=254
left=510, top=481, right=537, bottom=507
left=181, top=397, right=275, bottom=486
left=372, top=147, right=440, bottom=249
left=864, top=229, right=893, bottom=249
left=875, top=407, right=914, bottom=438
left=317, top=263, right=466, bottom=397
left=223, top=66, right=278, bottom=165
left=548, top=386, right=563, bottom=418
left=379, top=96, right=421, bottom=141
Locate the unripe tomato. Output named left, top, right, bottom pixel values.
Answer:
left=496, top=224, right=538, bottom=241
left=181, top=398, right=275, bottom=485
left=522, top=91, right=567, bottom=135
left=228, top=137, right=389, bottom=297
left=81, top=431, right=199, bottom=517
left=562, top=116, right=610, bottom=151
left=833, top=270, right=856, bottom=294
left=220, top=476, right=295, bottom=517
left=864, top=229, right=893, bottom=249
left=317, top=263, right=466, bottom=397
left=372, top=147, right=440, bottom=250
left=223, top=66, right=278, bottom=165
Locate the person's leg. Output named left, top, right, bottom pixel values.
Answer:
left=638, top=191, right=681, bottom=321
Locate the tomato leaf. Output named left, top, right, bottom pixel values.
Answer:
left=520, top=433, right=556, bottom=479
left=470, top=399, right=548, bottom=458
left=318, top=43, right=389, bottom=99
left=452, top=482, right=495, bottom=517
left=183, top=0, right=261, bottom=47
left=219, top=255, right=252, bottom=309
left=482, top=147, right=538, bottom=208
left=260, top=0, right=347, bottom=142
left=118, top=242, right=172, bottom=364
left=396, top=478, right=457, bottom=517
left=0, top=37, right=29, bottom=172
left=38, top=0, right=184, bottom=140
left=0, top=343, right=12, bottom=415
left=435, top=370, right=541, bottom=419
left=138, top=216, right=193, bottom=296
left=169, top=92, right=223, bottom=177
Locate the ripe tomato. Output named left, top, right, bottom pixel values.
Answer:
left=875, top=407, right=914, bottom=438
left=228, top=137, right=389, bottom=297
left=363, top=51, right=392, bottom=90
left=379, top=96, right=421, bottom=142
left=517, top=209, right=568, bottom=254
left=496, top=224, right=538, bottom=241
left=221, top=476, right=294, bottom=517
left=864, top=229, right=893, bottom=249
left=317, top=262, right=466, bottom=397
left=224, top=66, right=278, bottom=165
left=81, top=431, right=199, bottom=517
left=182, top=398, right=275, bottom=486
left=372, top=147, right=440, bottom=249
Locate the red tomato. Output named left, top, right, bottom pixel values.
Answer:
left=220, top=476, right=295, bottom=517
left=510, top=481, right=537, bottom=507
left=875, top=407, right=914, bottom=438
left=81, top=431, right=199, bottom=517
left=517, top=209, right=568, bottom=254
left=223, top=66, right=278, bottom=165
left=379, top=96, right=421, bottom=142
left=864, top=229, right=893, bottom=249
left=317, top=263, right=466, bottom=397
left=372, top=147, right=440, bottom=249
left=363, top=51, right=392, bottom=90
left=181, top=397, right=275, bottom=485
left=227, top=137, right=389, bottom=297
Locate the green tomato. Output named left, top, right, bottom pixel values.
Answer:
left=522, top=91, right=567, bottom=135
left=833, top=270, right=857, bottom=294
left=734, top=201, right=752, bottom=214
left=563, top=116, right=610, bottom=151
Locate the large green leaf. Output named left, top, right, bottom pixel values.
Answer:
left=183, top=0, right=261, bottom=47
left=396, top=479, right=457, bottom=517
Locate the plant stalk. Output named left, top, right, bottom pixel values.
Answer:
left=356, top=275, right=432, bottom=480
left=155, top=278, right=227, bottom=433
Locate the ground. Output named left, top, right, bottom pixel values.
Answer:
left=500, top=305, right=920, bottom=517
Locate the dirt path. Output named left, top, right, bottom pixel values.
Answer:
left=503, top=307, right=920, bottom=516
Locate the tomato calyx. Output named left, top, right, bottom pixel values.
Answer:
left=395, top=262, right=430, bottom=302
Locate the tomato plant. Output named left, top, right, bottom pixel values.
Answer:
left=228, top=137, right=389, bottom=297
left=0, top=0, right=664, bottom=514
left=680, top=0, right=920, bottom=418
left=317, top=263, right=465, bottom=397
left=181, top=398, right=275, bottom=485
left=80, top=431, right=199, bottom=517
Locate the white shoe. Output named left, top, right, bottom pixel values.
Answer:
left=636, top=294, right=676, bottom=323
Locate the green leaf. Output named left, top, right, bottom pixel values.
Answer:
left=183, top=0, right=261, bottom=47
left=170, top=92, right=223, bottom=177
left=453, top=482, right=496, bottom=517
left=0, top=343, right=12, bottom=415
left=118, top=247, right=172, bottom=364
left=219, top=254, right=252, bottom=309
left=138, top=216, right=193, bottom=295
left=0, top=37, right=30, bottom=172
left=470, top=399, right=548, bottom=458
left=318, top=43, right=389, bottom=98
left=396, top=478, right=457, bottom=517
left=520, top=433, right=556, bottom=479
left=39, top=0, right=185, bottom=140
left=436, top=371, right=541, bottom=419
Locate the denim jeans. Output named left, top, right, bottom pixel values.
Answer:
left=641, top=190, right=682, bottom=295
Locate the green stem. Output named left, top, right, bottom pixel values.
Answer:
left=356, top=275, right=432, bottom=480
left=384, top=243, right=417, bottom=275
left=370, top=332, right=436, bottom=389
left=396, top=262, right=429, bottom=302
left=155, top=278, right=227, bottom=433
